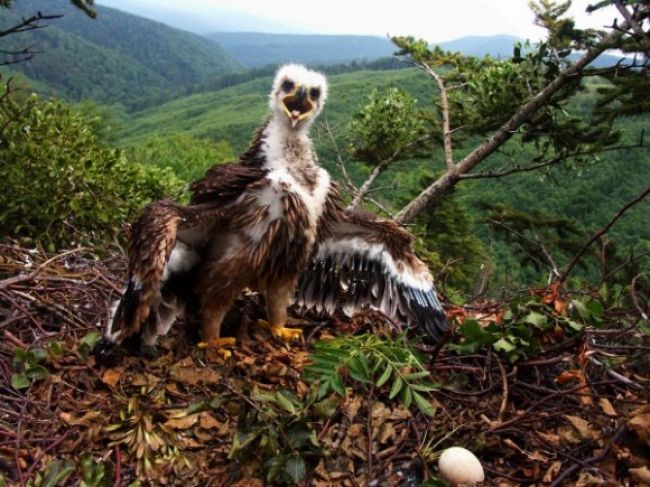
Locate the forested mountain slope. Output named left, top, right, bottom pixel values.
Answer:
left=1, top=0, right=242, bottom=108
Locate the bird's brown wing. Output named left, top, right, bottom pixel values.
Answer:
left=190, top=163, right=267, bottom=205
left=106, top=163, right=268, bottom=345
left=105, top=200, right=210, bottom=343
left=297, top=208, right=448, bottom=340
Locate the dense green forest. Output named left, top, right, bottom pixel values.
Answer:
left=0, top=0, right=242, bottom=109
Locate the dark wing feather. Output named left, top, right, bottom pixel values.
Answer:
left=107, top=163, right=268, bottom=345
left=107, top=200, right=201, bottom=343
left=297, top=209, right=448, bottom=340
left=190, top=163, right=267, bottom=205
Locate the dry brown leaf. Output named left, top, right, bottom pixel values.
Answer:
left=170, top=365, right=221, bottom=386
left=177, top=436, right=203, bottom=449
left=131, top=372, right=160, bottom=389
left=558, top=424, right=583, bottom=444
left=543, top=461, right=563, bottom=482
left=630, top=466, right=650, bottom=486
left=101, top=367, right=124, bottom=387
left=164, top=414, right=199, bottom=430
left=369, top=401, right=390, bottom=423
left=575, top=471, right=607, bottom=486
left=377, top=422, right=396, bottom=444
left=389, top=405, right=412, bottom=421
left=537, top=430, right=561, bottom=447
left=598, top=397, right=618, bottom=417
left=342, top=394, right=362, bottom=421
left=231, top=476, right=263, bottom=486
left=555, top=369, right=581, bottom=384
left=628, top=406, right=650, bottom=445
left=198, top=412, right=221, bottom=430
left=59, top=410, right=102, bottom=427
left=565, top=415, right=600, bottom=440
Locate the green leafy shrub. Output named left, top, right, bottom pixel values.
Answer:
left=450, top=289, right=602, bottom=362
left=129, top=132, right=234, bottom=182
left=347, top=87, right=426, bottom=165
left=305, top=333, right=438, bottom=416
left=229, top=386, right=321, bottom=485
left=0, top=91, right=183, bottom=250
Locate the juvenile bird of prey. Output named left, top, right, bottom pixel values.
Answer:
left=97, top=64, right=447, bottom=357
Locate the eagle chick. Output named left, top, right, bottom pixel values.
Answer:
left=97, top=65, right=447, bottom=357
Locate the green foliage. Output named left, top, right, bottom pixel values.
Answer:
left=305, top=333, right=438, bottom=416
left=0, top=91, right=183, bottom=249
left=229, top=385, right=321, bottom=485
left=76, top=331, right=102, bottom=360
left=409, top=188, right=486, bottom=292
left=1, top=0, right=241, bottom=109
left=450, top=290, right=605, bottom=362
left=481, top=202, right=583, bottom=272
left=105, top=397, right=189, bottom=479
left=348, top=87, right=426, bottom=166
left=117, top=56, right=649, bottom=290
left=25, top=459, right=76, bottom=487
left=11, top=347, right=49, bottom=389
left=79, top=453, right=114, bottom=487
left=129, top=133, right=234, bottom=183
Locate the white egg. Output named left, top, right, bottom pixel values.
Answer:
left=438, top=446, right=485, bottom=486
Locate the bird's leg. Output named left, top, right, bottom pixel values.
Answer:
left=199, top=295, right=237, bottom=359
left=259, top=280, right=302, bottom=342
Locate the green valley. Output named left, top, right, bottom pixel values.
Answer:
left=1, top=0, right=242, bottom=109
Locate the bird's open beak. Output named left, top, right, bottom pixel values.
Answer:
left=282, top=84, right=314, bottom=127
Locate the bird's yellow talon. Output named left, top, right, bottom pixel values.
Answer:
left=258, top=319, right=303, bottom=342
left=217, top=349, right=232, bottom=359
left=197, top=337, right=236, bottom=359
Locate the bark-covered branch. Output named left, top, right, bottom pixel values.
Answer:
left=0, top=12, right=63, bottom=39
left=348, top=133, right=431, bottom=209
left=394, top=7, right=646, bottom=224
left=420, top=62, right=454, bottom=170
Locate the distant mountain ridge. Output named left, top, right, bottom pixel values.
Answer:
left=206, top=32, right=397, bottom=68
left=2, top=0, right=241, bottom=107
left=206, top=32, right=625, bottom=69
left=204, top=32, right=527, bottom=68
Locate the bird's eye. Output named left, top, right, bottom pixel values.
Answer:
left=309, top=88, right=321, bottom=100
left=281, top=80, right=294, bottom=93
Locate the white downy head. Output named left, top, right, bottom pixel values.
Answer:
left=269, top=64, right=328, bottom=131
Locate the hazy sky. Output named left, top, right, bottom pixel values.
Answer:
left=114, top=0, right=618, bottom=42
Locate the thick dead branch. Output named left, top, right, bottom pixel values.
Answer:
left=613, top=0, right=650, bottom=55
left=349, top=162, right=388, bottom=209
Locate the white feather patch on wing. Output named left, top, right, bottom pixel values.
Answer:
left=161, top=242, right=199, bottom=282
left=104, top=299, right=123, bottom=343
left=315, top=236, right=433, bottom=290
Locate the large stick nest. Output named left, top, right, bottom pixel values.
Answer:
left=0, top=242, right=648, bottom=486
